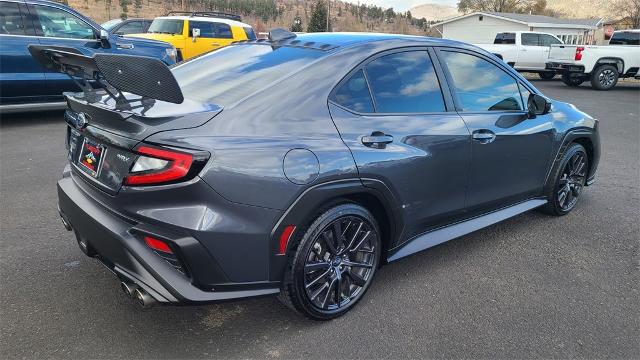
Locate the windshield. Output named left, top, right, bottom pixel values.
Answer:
left=101, top=19, right=122, bottom=31
left=148, top=19, right=183, bottom=35
left=173, top=44, right=325, bottom=106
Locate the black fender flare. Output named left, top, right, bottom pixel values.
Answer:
left=268, top=178, right=404, bottom=281
left=543, top=127, right=600, bottom=188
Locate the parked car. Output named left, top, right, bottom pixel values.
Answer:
left=475, top=31, right=563, bottom=79
left=101, top=18, right=152, bottom=35
left=546, top=29, right=640, bottom=90
left=0, top=0, right=177, bottom=113
left=126, top=11, right=256, bottom=61
left=41, top=31, right=600, bottom=320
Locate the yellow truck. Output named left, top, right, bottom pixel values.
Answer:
left=127, top=12, right=256, bottom=61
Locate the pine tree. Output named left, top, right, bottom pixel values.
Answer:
left=291, top=15, right=303, bottom=32
left=307, top=0, right=328, bottom=32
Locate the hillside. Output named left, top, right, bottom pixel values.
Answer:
left=409, top=3, right=460, bottom=22
left=64, top=0, right=428, bottom=35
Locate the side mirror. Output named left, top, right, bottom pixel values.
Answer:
left=99, top=29, right=110, bottom=48
left=527, top=93, right=551, bottom=118
left=192, top=28, right=200, bottom=42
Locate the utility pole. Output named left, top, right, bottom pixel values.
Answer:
left=326, top=0, right=330, bottom=31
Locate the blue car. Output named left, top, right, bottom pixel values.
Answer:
left=0, top=0, right=177, bottom=113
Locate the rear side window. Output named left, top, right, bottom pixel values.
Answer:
left=494, top=33, right=515, bottom=44
left=0, top=2, right=26, bottom=35
left=365, top=51, right=445, bottom=113
left=189, top=21, right=215, bottom=37
left=332, top=69, right=374, bottom=113
left=215, top=23, right=233, bottom=38
left=610, top=32, right=640, bottom=45
left=440, top=51, right=524, bottom=112
left=522, top=33, right=540, bottom=46
left=173, top=44, right=324, bottom=106
left=243, top=26, right=257, bottom=40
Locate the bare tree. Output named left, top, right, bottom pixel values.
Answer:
left=611, top=0, right=640, bottom=28
left=457, top=0, right=543, bottom=14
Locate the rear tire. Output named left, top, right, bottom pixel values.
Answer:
left=279, top=203, right=381, bottom=320
left=590, top=64, right=619, bottom=90
left=561, top=73, right=584, bottom=87
left=539, top=72, right=556, bottom=80
left=541, top=143, right=589, bottom=216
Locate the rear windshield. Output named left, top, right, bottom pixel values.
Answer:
left=173, top=44, right=324, bottom=106
left=148, top=19, right=183, bottom=35
left=609, top=32, right=639, bottom=45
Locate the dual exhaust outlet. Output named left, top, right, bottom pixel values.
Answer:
left=120, top=281, right=157, bottom=308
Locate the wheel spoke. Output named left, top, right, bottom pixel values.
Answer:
left=309, top=282, right=329, bottom=301
left=320, top=277, right=337, bottom=309
left=305, top=269, right=331, bottom=289
left=558, top=188, right=568, bottom=207
left=334, top=274, right=343, bottom=308
left=321, top=232, right=338, bottom=255
left=346, top=270, right=366, bottom=287
left=342, top=221, right=364, bottom=253
left=342, top=260, right=373, bottom=269
left=305, top=261, right=330, bottom=273
left=332, top=221, right=345, bottom=250
left=349, top=230, right=371, bottom=253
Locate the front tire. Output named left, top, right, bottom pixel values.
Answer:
left=541, top=143, right=589, bottom=216
left=590, top=64, right=619, bottom=90
left=279, top=203, right=381, bottom=320
left=562, top=73, right=584, bottom=87
left=539, top=72, right=556, bottom=80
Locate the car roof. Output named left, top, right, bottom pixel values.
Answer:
left=155, top=15, right=250, bottom=28
left=276, top=32, right=469, bottom=50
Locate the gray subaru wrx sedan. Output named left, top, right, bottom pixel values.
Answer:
left=38, top=30, right=600, bottom=320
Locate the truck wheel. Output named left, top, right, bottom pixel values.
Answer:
left=539, top=72, right=556, bottom=80
left=590, top=64, right=619, bottom=90
left=561, top=74, right=584, bottom=87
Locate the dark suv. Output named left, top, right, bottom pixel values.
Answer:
left=50, top=32, right=600, bottom=320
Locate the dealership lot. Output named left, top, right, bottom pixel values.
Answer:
left=1, top=80, right=638, bottom=358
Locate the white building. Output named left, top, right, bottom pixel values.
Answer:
left=433, top=12, right=603, bottom=45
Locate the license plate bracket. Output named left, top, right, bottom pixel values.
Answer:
left=78, top=138, right=106, bottom=178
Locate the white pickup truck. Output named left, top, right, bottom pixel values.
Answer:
left=475, top=31, right=563, bottom=79
left=546, top=30, right=640, bottom=90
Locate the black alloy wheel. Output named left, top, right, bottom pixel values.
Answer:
left=542, top=143, right=589, bottom=216
left=591, top=64, right=619, bottom=90
left=279, top=203, right=381, bottom=320
left=539, top=72, right=556, bottom=80
left=562, top=73, right=584, bottom=87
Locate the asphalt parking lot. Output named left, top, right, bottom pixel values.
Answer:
left=1, top=79, right=639, bottom=359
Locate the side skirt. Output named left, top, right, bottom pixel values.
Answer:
left=387, top=199, right=547, bottom=262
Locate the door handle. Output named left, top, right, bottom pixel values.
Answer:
left=211, top=42, right=220, bottom=46
left=472, top=130, right=496, bottom=144
left=362, top=131, right=393, bottom=148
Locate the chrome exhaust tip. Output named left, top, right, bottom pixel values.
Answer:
left=133, top=287, right=157, bottom=308
left=120, top=281, right=138, bottom=298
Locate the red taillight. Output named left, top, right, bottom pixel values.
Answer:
left=144, top=236, right=173, bottom=254
left=278, top=225, right=296, bottom=255
left=124, top=145, right=193, bottom=186
left=575, top=47, right=585, bottom=61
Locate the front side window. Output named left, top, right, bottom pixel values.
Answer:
left=332, top=69, right=374, bottom=113
left=101, top=19, right=122, bottom=31
left=148, top=19, right=183, bottom=35
left=540, top=34, right=562, bottom=46
left=521, top=33, right=540, bottom=46
left=189, top=21, right=215, bottom=37
left=365, top=51, right=445, bottom=113
left=116, top=21, right=143, bottom=35
left=32, top=5, right=95, bottom=39
left=0, top=2, right=26, bottom=35
left=440, top=51, right=524, bottom=112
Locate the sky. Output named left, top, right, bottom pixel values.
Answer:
left=354, top=0, right=458, bottom=12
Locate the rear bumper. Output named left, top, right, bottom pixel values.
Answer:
left=57, top=168, right=280, bottom=304
left=546, top=62, right=586, bottom=74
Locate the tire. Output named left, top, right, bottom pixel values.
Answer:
left=279, top=203, right=382, bottom=320
left=541, top=143, right=589, bottom=216
left=590, top=64, right=619, bottom=90
left=538, top=72, right=556, bottom=80
left=561, top=73, right=584, bottom=87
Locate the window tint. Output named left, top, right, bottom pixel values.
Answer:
left=189, top=21, right=215, bottom=37
left=365, top=51, right=445, bottom=113
left=440, top=51, right=523, bottom=112
left=148, top=19, right=183, bottom=35
left=494, top=33, right=515, bottom=44
left=610, top=32, right=640, bottom=45
left=116, top=21, right=143, bottom=35
left=215, top=23, right=233, bottom=38
left=174, top=44, right=324, bottom=106
left=332, top=69, right=374, bottom=113
left=540, top=34, right=562, bottom=46
left=243, top=26, right=257, bottom=40
left=0, top=2, right=26, bottom=35
left=32, top=5, right=95, bottom=39
left=521, top=33, right=540, bottom=46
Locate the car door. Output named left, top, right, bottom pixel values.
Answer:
left=435, top=48, right=554, bottom=215
left=539, top=34, right=562, bottom=66
left=212, top=22, right=236, bottom=48
left=186, top=20, right=216, bottom=58
left=518, top=33, right=543, bottom=69
left=0, top=0, right=47, bottom=103
left=26, top=2, right=102, bottom=96
left=328, top=48, right=471, bottom=244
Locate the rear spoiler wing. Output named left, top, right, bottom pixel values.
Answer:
left=28, top=45, right=184, bottom=104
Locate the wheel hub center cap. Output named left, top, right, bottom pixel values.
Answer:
left=332, top=257, right=342, bottom=266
